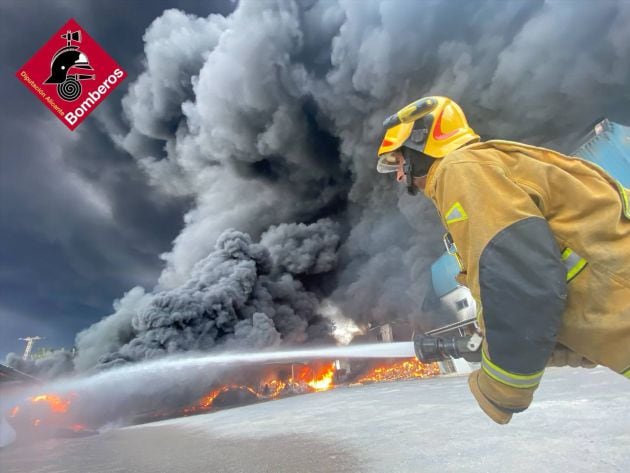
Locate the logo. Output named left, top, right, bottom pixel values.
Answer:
left=16, top=18, right=126, bottom=131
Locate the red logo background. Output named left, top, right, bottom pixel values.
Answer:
left=16, top=18, right=127, bottom=131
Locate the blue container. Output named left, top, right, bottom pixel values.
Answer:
left=573, top=119, right=630, bottom=187
left=431, top=250, right=461, bottom=298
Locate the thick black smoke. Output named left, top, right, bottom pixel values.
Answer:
left=74, top=220, right=338, bottom=371
left=7, top=0, right=630, bottom=377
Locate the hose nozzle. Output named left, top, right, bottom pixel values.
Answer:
left=413, top=333, right=482, bottom=363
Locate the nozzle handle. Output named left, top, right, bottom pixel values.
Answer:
left=413, top=333, right=482, bottom=363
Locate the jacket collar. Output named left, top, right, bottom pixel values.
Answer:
left=423, top=141, right=482, bottom=199
left=423, top=157, right=443, bottom=199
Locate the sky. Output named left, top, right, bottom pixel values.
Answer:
left=1, top=0, right=629, bottom=366
left=0, top=1, right=234, bottom=357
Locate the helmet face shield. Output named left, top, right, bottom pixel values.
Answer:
left=376, top=151, right=401, bottom=174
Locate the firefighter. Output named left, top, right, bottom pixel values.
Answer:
left=376, top=96, right=630, bottom=424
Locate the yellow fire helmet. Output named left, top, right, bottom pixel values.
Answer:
left=377, top=96, right=479, bottom=173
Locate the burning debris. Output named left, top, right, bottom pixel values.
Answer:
left=29, top=393, right=71, bottom=413
left=175, top=363, right=337, bottom=417
left=5, top=356, right=438, bottom=441
left=122, top=361, right=349, bottom=424
left=5, top=390, right=95, bottom=443
left=356, top=359, right=440, bottom=384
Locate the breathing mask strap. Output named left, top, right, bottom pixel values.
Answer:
left=403, top=158, right=418, bottom=196
left=402, top=147, right=433, bottom=196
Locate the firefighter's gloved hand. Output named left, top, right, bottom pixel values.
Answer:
left=546, top=345, right=597, bottom=368
left=468, top=370, right=535, bottom=425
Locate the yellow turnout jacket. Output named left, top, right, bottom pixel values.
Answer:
left=424, top=140, right=630, bottom=408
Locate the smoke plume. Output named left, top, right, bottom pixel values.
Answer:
left=7, top=0, right=630, bottom=377
left=73, top=221, right=338, bottom=371
left=5, top=351, right=74, bottom=381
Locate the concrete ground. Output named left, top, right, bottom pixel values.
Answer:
left=1, top=366, right=628, bottom=473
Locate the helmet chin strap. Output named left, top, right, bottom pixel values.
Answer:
left=402, top=147, right=433, bottom=196
left=403, top=159, right=419, bottom=196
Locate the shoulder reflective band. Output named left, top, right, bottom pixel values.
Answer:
left=445, top=201, right=468, bottom=225
left=481, top=351, right=543, bottom=389
left=622, top=367, right=630, bottom=379
left=561, top=248, right=587, bottom=282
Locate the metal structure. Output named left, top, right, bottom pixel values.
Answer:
left=18, top=336, right=43, bottom=360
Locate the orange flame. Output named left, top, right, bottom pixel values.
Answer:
left=15, top=359, right=439, bottom=427
left=16, top=392, right=81, bottom=432
left=259, top=379, right=287, bottom=398
left=183, top=360, right=439, bottom=417
left=29, top=394, right=71, bottom=413
left=6, top=359, right=433, bottom=432
left=288, top=362, right=336, bottom=392
left=357, top=358, right=440, bottom=383
left=307, top=364, right=335, bottom=391
left=197, top=385, right=260, bottom=410
left=186, top=362, right=338, bottom=415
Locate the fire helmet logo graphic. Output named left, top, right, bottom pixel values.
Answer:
left=16, top=18, right=127, bottom=131
left=44, top=30, right=95, bottom=101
